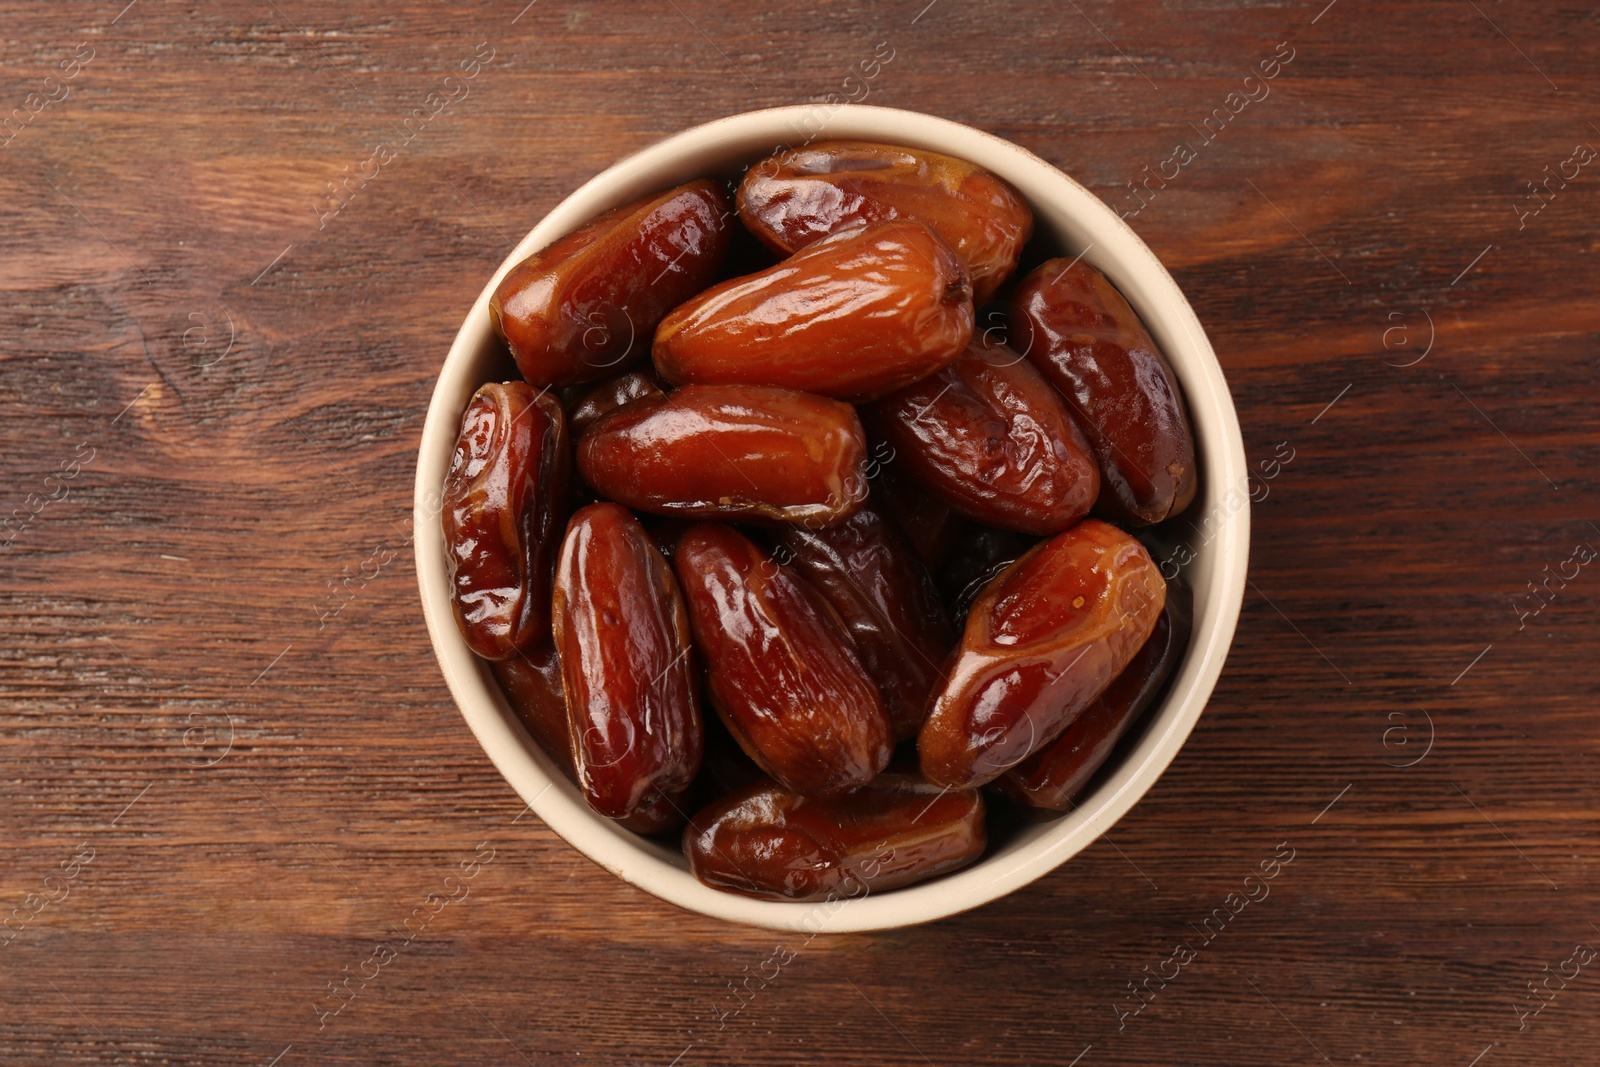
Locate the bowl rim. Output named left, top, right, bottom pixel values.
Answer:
left=414, top=104, right=1250, bottom=932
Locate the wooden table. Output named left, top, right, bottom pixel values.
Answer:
left=3, top=1, right=1596, bottom=1063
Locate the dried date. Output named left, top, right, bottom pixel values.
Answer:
left=1007, top=258, right=1197, bottom=525
left=442, top=382, right=570, bottom=660
left=684, top=773, right=986, bottom=901
left=775, top=505, right=954, bottom=740
left=673, top=523, right=892, bottom=796
left=653, top=219, right=973, bottom=402
left=577, top=383, right=869, bottom=525
left=738, top=139, right=1032, bottom=301
left=567, top=368, right=665, bottom=435
left=996, top=581, right=1192, bottom=810
left=552, top=503, right=702, bottom=821
left=868, top=336, right=1099, bottom=535
left=919, top=520, right=1166, bottom=789
left=492, top=180, right=731, bottom=388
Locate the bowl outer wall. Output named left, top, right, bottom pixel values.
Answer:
left=413, top=105, right=1250, bottom=932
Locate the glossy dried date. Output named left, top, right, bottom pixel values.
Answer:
left=442, top=382, right=570, bottom=660
left=673, top=523, right=892, bottom=797
left=738, top=140, right=1032, bottom=302
left=1008, top=259, right=1197, bottom=525
left=868, top=336, right=1100, bottom=535
left=996, top=581, right=1192, bottom=811
left=552, top=503, right=702, bottom=821
left=567, top=368, right=665, bottom=435
left=653, top=219, right=973, bottom=402
left=684, top=774, right=986, bottom=901
left=491, top=643, right=574, bottom=776
left=491, top=644, right=685, bottom=833
left=775, top=505, right=954, bottom=740
left=576, top=383, right=868, bottom=524
left=919, top=520, right=1166, bottom=789
left=491, top=180, right=732, bottom=387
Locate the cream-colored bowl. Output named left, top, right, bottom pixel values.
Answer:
left=415, top=105, right=1249, bottom=932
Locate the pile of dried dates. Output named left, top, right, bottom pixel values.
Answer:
left=443, top=140, right=1198, bottom=903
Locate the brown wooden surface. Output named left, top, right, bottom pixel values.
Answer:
left=3, top=1, right=1598, bottom=1064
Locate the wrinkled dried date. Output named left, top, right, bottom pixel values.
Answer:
left=492, top=180, right=731, bottom=388
left=919, top=520, right=1166, bottom=789
left=684, top=773, right=986, bottom=901
left=1008, top=259, right=1197, bottom=525
left=552, top=503, right=702, bottom=821
left=868, top=336, right=1100, bottom=535
left=442, top=382, right=570, bottom=660
left=774, top=505, right=954, bottom=740
left=576, top=383, right=869, bottom=524
left=653, top=219, right=974, bottom=402
left=673, top=523, right=892, bottom=797
left=738, top=140, right=1032, bottom=302
left=995, top=581, right=1191, bottom=811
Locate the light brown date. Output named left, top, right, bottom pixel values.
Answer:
left=491, top=180, right=732, bottom=388
left=774, top=505, right=953, bottom=740
left=1007, top=259, right=1197, bottom=525
left=996, top=581, right=1192, bottom=811
left=867, top=336, right=1100, bottom=536
left=576, top=383, right=869, bottom=525
left=442, top=382, right=570, bottom=660
left=673, top=523, right=892, bottom=797
left=653, top=219, right=974, bottom=402
left=566, top=368, right=665, bottom=435
left=552, top=503, right=701, bottom=821
left=919, top=519, right=1165, bottom=789
left=684, top=773, right=986, bottom=901
left=738, top=140, right=1033, bottom=302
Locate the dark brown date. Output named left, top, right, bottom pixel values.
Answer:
left=653, top=219, right=973, bottom=402
left=619, top=788, right=689, bottom=835
left=684, top=774, right=986, bottom=901
left=1008, top=258, right=1197, bottom=525
left=673, top=523, right=892, bottom=797
left=996, top=581, right=1192, bottom=811
left=576, top=383, right=869, bottom=525
left=491, top=643, right=686, bottom=833
left=566, top=368, right=665, bottom=435
left=442, top=382, right=570, bottom=660
left=873, top=462, right=970, bottom=569
left=919, top=519, right=1166, bottom=789
left=491, top=643, right=574, bottom=777
left=936, top=524, right=1039, bottom=626
left=867, top=336, right=1100, bottom=536
left=738, top=140, right=1033, bottom=302
left=491, top=180, right=731, bottom=388
left=774, top=505, right=953, bottom=740
left=693, top=713, right=768, bottom=803
left=552, top=503, right=701, bottom=821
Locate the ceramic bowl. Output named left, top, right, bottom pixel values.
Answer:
left=415, top=105, right=1249, bottom=932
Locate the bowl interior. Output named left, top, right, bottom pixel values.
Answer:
left=415, top=105, right=1249, bottom=932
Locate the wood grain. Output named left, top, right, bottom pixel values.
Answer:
left=2, top=1, right=1598, bottom=1064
